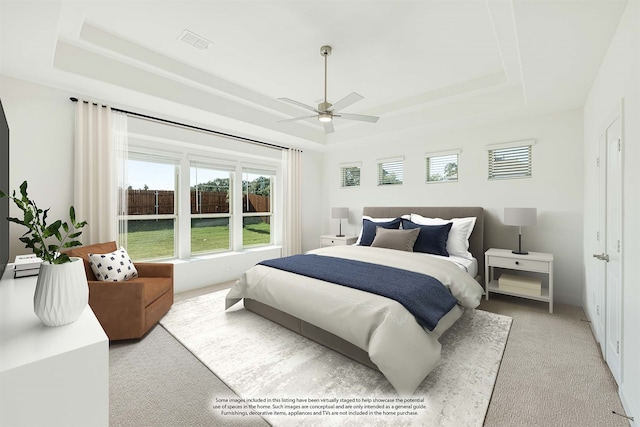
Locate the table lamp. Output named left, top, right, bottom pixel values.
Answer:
left=504, top=207, right=537, bottom=255
left=331, top=207, right=349, bottom=237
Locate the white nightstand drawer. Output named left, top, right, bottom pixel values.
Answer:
left=320, top=235, right=357, bottom=247
left=487, top=255, right=550, bottom=273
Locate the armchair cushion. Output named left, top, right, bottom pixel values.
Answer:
left=88, top=246, right=138, bottom=282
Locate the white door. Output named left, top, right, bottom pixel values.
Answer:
left=595, top=132, right=606, bottom=356
left=604, top=114, right=622, bottom=384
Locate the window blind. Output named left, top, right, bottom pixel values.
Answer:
left=488, top=145, right=532, bottom=180
left=426, top=152, right=458, bottom=182
left=341, top=165, right=361, bottom=187
left=377, top=157, right=403, bottom=186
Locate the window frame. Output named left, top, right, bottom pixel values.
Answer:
left=340, top=162, right=362, bottom=188
left=241, top=167, right=275, bottom=249
left=189, top=161, right=235, bottom=255
left=119, top=150, right=180, bottom=261
left=377, top=156, right=404, bottom=186
left=119, top=133, right=282, bottom=261
left=487, top=140, right=535, bottom=180
left=425, top=150, right=460, bottom=183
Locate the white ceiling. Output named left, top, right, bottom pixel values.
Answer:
left=0, top=0, right=628, bottom=150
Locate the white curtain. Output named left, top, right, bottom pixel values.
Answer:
left=282, top=148, right=302, bottom=256
left=73, top=101, right=127, bottom=245
left=112, top=111, right=129, bottom=248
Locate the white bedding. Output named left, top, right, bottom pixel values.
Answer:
left=426, top=253, right=478, bottom=278
left=226, top=245, right=484, bottom=395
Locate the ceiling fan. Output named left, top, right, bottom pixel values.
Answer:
left=278, top=45, right=379, bottom=134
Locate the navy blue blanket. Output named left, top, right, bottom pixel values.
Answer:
left=258, top=254, right=458, bottom=331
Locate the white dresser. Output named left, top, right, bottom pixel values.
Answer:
left=0, top=266, right=109, bottom=427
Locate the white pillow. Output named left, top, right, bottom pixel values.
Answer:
left=410, top=214, right=476, bottom=259
left=88, top=246, right=139, bottom=282
left=355, top=215, right=410, bottom=245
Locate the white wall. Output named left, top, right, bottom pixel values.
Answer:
left=323, top=109, right=585, bottom=305
left=1, top=75, right=76, bottom=258
left=583, top=0, right=640, bottom=422
left=0, top=75, right=325, bottom=293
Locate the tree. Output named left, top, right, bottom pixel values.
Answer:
left=192, top=178, right=230, bottom=193
left=380, top=168, right=401, bottom=185
left=444, top=162, right=458, bottom=179
left=243, top=176, right=271, bottom=197
left=343, top=167, right=360, bottom=187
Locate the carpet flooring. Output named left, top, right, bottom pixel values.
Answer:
left=109, top=289, right=630, bottom=427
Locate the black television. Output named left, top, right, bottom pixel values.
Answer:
left=0, top=99, right=9, bottom=279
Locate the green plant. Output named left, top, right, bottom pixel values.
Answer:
left=0, top=181, right=87, bottom=264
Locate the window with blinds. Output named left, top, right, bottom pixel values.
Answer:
left=340, top=164, right=361, bottom=188
left=488, top=142, right=533, bottom=180
left=426, top=151, right=459, bottom=183
left=377, top=157, right=403, bottom=186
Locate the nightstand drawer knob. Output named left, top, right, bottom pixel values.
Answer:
left=515, top=261, right=519, bottom=265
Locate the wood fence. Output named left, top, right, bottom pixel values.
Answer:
left=125, top=190, right=269, bottom=215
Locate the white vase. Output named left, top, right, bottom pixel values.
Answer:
left=33, top=257, right=89, bottom=326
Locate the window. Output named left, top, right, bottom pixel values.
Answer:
left=119, top=154, right=178, bottom=261
left=242, top=168, right=274, bottom=248
left=118, top=117, right=282, bottom=261
left=488, top=140, right=534, bottom=180
left=426, top=150, right=459, bottom=183
left=377, top=157, right=403, bottom=186
left=190, top=162, right=233, bottom=255
left=340, top=163, right=361, bottom=188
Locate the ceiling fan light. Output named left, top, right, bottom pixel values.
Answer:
left=318, top=113, right=332, bottom=122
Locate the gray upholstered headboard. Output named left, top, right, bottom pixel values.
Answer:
left=362, top=206, right=485, bottom=280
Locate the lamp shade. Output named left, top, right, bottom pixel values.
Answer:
left=331, top=207, right=349, bottom=219
left=504, top=208, right=537, bottom=226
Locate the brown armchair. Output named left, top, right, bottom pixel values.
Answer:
left=64, top=241, right=174, bottom=341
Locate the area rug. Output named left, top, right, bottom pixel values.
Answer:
left=160, top=290, right=512, bottom=427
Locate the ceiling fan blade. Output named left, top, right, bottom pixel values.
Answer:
left=331, top=92, right=364, bottom=112
left=278, top=97, right=319, bottom=113
left=338, top=113, right=380, bottom=123
left=277, top=115, right=317, bottom=123
left=322, top=121, right=335, bottom=134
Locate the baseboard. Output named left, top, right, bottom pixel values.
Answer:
left=619, top=384, right=637, bottom=426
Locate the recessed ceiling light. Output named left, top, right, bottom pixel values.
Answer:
left=178, top=29, right=211, bottom=50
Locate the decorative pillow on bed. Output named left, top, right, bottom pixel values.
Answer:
left=88, top=246, right=139, bottom=282
left=410, top=214, right=476, bottom=259
left=401, top=219, right=452, bottom=257
left=370, top=227, right=420, bottom=252
left=358, top=217, right=402, bottom=246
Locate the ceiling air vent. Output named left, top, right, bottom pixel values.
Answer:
left=178, top=29, right=211, bottom=50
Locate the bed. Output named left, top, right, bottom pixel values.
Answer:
left=226, top=206, right=485, bottom=395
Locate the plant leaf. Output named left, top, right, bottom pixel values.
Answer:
left=62, top=241, right=83, bottom=248
left=19, top=181, right=28, bottom=198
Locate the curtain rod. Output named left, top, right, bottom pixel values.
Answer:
left=69, top=97, right=291, bottom=151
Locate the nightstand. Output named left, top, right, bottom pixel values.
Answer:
left=320, top=235, right=358, bottom=247
left=485, top=248, right=554, bottom=313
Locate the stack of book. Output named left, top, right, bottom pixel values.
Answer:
left=14, top=254, right=43, bottom=278
left=498, top=273, right=542, bottom=296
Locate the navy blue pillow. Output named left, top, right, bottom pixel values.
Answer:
left=401, top=219, right=452, bottom=256
left=359, top=218, right=402, bottom=246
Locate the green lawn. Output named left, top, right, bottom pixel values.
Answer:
left=123, top=222, right=271, bottom=261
